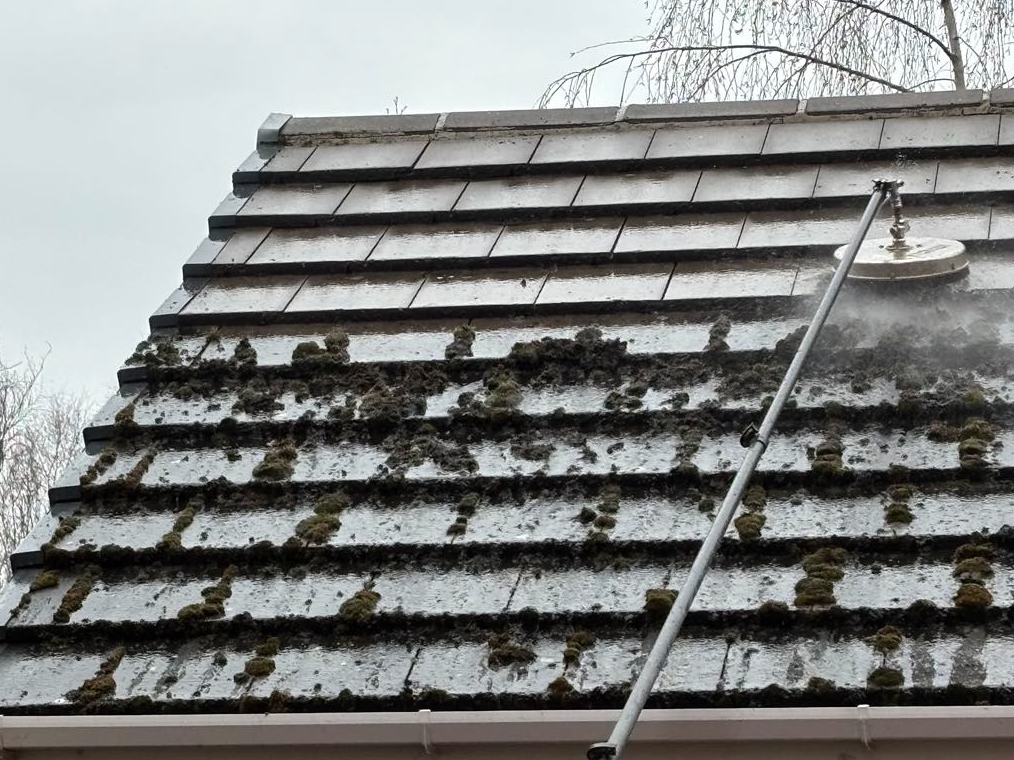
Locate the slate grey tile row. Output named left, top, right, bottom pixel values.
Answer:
left=240, top=114, right=1012, bottom=185
left=219, top=151, right=1014, bottom=230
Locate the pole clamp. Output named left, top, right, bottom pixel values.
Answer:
left=739, top=422, right=759, bottom=448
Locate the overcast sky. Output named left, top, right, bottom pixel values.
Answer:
left=0, top=1, right=644, bottom=401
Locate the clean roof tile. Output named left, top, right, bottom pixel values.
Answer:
left=247, top=226, right=385, bottom=265
left=574, top=170, right=700, bottom=207
left=646, top=123, right=768, bottom=159
left=370, top=223, right=502, bottom=260
left=999, top=115, right=1014, bottom=145
left=415, top=136, right=540, bottom=169
left=935, top=157, right=1014, bottom=194
left=665, top=259, right=797, bottom=300
left=262, top=146, right=315, bottom=173
left=213, top=228, right=271, bottom=265
left=694, top=165, right=819, bottom=203
left=336, top=179, right=467, bottom=216
left=904, top=205, right=990, bottom=240
left=412, top=268, right=547, bottom=308
left=287, top=273, right=424, bottom=313
left=537, top=263, right=673, bottom=305
left=986, top=203, right=1014, bottom=240
left=301, top=141, right=428, bottom=172
left=455, top=175, right=583, bottom=211
left=238, top=184, right=351, bottom=217
left=444, top=107, right=617, bottom=130
left=181, top=276, right=305, bottom=315
left=880, top=115, right=1000, bottom=149
left=492, top=219, right=622, bottom=257
left=530, top=131, right=653, bottom=164
left=763, top=119, right=884, bottom=154
left=739, top=208, right=864, bottom=248
left=151, top=279, right=209, bottom=324
left=616, top=213, right=745, bottom=252
left=814, top=160, right=938, bottom=198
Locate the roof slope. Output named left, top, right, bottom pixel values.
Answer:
left=5, top=90, right=1014, bottom=714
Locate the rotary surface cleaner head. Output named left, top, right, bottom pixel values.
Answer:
left=833, top=182, right=969, bottom=282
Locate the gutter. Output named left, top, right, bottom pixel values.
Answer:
left=4, top=706, right=1014, bottom=751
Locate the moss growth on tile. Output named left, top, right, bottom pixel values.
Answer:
left=292, top=328, right=350, bottom=364
left=69, top=646, right=125, bottom=704
left=705, top=314, right=731, bottom=352
left=48, top=514, right=81, bottom=545
left=53, top=568, right=99, bottom=624
left=510, top=433, right=556, bottom=461
left=383, top=424, right=478, bottom=474
left=488, top=634, right=536, bottom=668
left=867, top=666, right=904, bottom=689
left=563, top=630, right=596, bottom=666
left=954, top=539, right=993, bottom=562
left=793, top=577, right=836, bottom=606
left=806, top=676, right=835, bottom=693
left=456, top=492, right=480, bottom=516
left=294, top=492, right=350, bottom=544
left=360, top=380, right=426, bottom=422
left=576, top=506, right=598, bottom=524
left=447, top=516, right=469, bottom=535
left=598, top=483, right=622, bottom=514
left=734, top=512, right=766, bottom=541
left=445, top=324, right=477, bottom=360
left=960, top=417, right=994, bottom=441
left=884, top=502, right=913, bottom=525
left=954, top=557, right=994, bottom=581
left=795, top=547, right=847, bottom=607
left=483, top=373, right=523, bottom=416
left=233, top=338, right=257, bottom=367
left=811, top=436, right=844, bottom=478
left=252, top=439, right=298, bottom=481
left=339, top=584, right=381, bottom=622
left=29, top=569, right=59, bottom=592
left=177, top=565, right=238, bottom=620
left=80, top=446, right=118, bottom=485
left=156, top=496, right=203, bottom=551
left=548, top=675, right=575, bottom=696
left=593, top=513, right=617, bottom=530
left=255, top=637, right=280, bottom=657
left=122, top=451, right=156, bottom=488
left=742, top=485, right=766, bottom=510
left=887, top=484, right=912, bottom=501
left=954, top=581, right=993, bottom=608
left=244, top=656, right=276, bottom=678
left=644, top=588, right=677, bottom=615
left=873, top=625, right=903, bottom=654
left=127, top=336, right=181, bottom=368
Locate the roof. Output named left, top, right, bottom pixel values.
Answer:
left=4, top=89, right=1014, bottom=715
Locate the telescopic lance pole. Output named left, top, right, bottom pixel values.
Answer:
left=586, top=181, right=897, bottom=760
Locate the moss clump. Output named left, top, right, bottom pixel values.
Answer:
left=127, top=337, right=181, bottom=368
left=457, top=492, right=480, bottom=517
left=884, top=502, right=913, bottom=525
left=233, top=338, right=257, bottom=366
left=488, top=634, right=537, bottom=668
left=576, top=506, right=598, bottom=524
left=806, top=676, right=835, bottom=693
left=954, top=581, right=993, bottom=608
left=598, top=484, right=622, bottom=514
left=445, top=324, right=477, bottom=360
left=802, top=547, right=847, bottom=578
left=294, top=492, right=349, bottom=544
left=483, top=373, right=523, bottom=416
left=742, top=485, right=766, bottom=510
left=794, top=577, right=836, bottom=606
left=887, top=484, right=913, bottom=501
left=954, top=557, right=993, bottom=581
left=705, top=314, right=731, bottom=352
left=644, top=588, right=677, bottom=615
left=563, top=630, right=596, bottom=666
left=291, top=341, right=324, bottom=361
left=360, top=381, right=426, bottom=422
left=122, top=452, right=156, bottom=488
left=548, top=675, right=575, bottom=696
left=757, top=600, right=789, bottom=621
left=958, top=438, right=989, bottom=457
left=292, top=330, right=350, bottom=364
left=30, top=570, right=59, bottom=592
left=960, top=418, right=994, bottom=441
left=244, top=656, right=276, bottom=678
left=734, top=512, right=766, bottom=541
left=53, top=569, right=98, bottom=623
left=113, top=403, right=140, bottom=438
left=177, top=565, right=237, bottom=620
left=383, top=424, right=478, bottom=474
left=954, top=540, right=992, bottom=562
left=874, top=625, right=903, bottom=654
left=49, top=514, right=81, bottom=544
left=867, top=666, right=904, bottom=689
left=593, top=513, right=617, bottom=530
left=233, top=377, right=285, bottom=415
left=811, top=437, right=845, bottom=478
left=447, top=516, right=468, bottom=535
left=252, top=440, right=298, bottom=481
left=960, top=386, right=987, bottom=412
left=156, top=497, right=202, bottom=551
left=255, top=637, right=280, bottom=657
left=339, top=585, right=381, bottom=622
left=69, top=646, right=125, bottom=703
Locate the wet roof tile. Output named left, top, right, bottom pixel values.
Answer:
left=180, top=275, right=305, bottom=315
left=935, top=157, right=1014, bottom=194
left=573, top=170, right=701, bottom=207
left=415, top=135, right=540, bottom=170
left=694, top=165, right=818, bottom=202
left=246, top=226, right=386, bottom=265
left=369, top=222, right=501, bottom=261
left=665, top=259, right=798, bottom=300
left=880, top=115, right=1000, bottom=149
left=763, top=119, right=884, bottom=154
left=813, top=160, right=938, bottom=198
left=615, top=212, right=745, bottom=252
left=491, top=218, right=621, bottom=257
left=412, top=268, right=547, bottom=308
left=286, top=272, right=423, bottom=313
left=238, top=184, right=351, bottom=218
left=336, top=179, right=467, bottom=216
left=262, top=146, right=315, bottom=173
left=999, top=115, right=1014, bottom=145
left=646, top=123, right=768, bottom=159
left=530, top=131, right=653, bottom=164
left=537, top=263, right=673, bottom=304
left=454, top=175, right=583, bottom=211
left=212, top=228, right=270, bottom=265
left=300, top=141, right=428, bottom=173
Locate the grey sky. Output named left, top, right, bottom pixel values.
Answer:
left=0, top=1, right=643, bottom=400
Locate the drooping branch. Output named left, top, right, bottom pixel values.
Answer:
left=940, top=0, right=967, bottom=89
left=832, top=0, right=954, bottom=63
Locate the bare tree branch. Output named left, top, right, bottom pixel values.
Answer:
left=832, top=0, right=954, bottom=63
left=941, top=0, right=967, bottom=89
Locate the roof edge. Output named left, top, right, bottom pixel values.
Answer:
left=5, top=706, right=1014, bottom=750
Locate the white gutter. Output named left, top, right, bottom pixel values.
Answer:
left=3, top=706, right=1014, bottom=751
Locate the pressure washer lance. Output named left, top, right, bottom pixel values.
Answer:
left=586, top=180, right=917, bottom=760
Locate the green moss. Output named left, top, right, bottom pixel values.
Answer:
left=576, top=506, right=598, bottom=524
left=960, top=418, right=994, bottom=441
left=457, top=492, right=480, bottom=516
left=742, top=485, right=766, bottom=510
left=887, top=484, right=913, bottom=501
left=316, top=492, right=351, bottom=515
left=867, top=666, right=904, bottom=689
left=806, top=676, right=835, bottom=693
left=954, top=540, right=992, bottom=562
left=874, top=625, right=903, bottom=653
left=598, top=484, right=622, bottom=514
left=244, top=656, right=276, bottom=678
left=233, top=378, right=284, bottom=415
left=292, top=341, right=324, bottom=361
left=339, top=586, right=381, bottom=622
left=960, top=386, right=987, bottom=412
left=255, top=637, right=280, bottom=657
left=484, top=373, right=523, bottom=414
left=447, top=517, right=468, bottom=535
left=30, top=570, right=59, bottom=591
left=547, top=675, right=575, bottom=695
left=705, top=314, right=731, bottom=352
left=884, top=502, right=913, bottom=524
left=644, top=588, right=677, bottom=615
left=794, top=577, right=835, bottom=607
left=252, top=440, right=298, bottom=481
left=54, top=570, right=98, bottom=623
left=445, top=324, right=477, bottom=360
left=954, top=581, right=993, bottom=608
left=954, top=556, right=993, bottom=581
left=177, top=566, right=237, bottom=620
left=488, top=634, right=536, bottom=668
left=122, top=452, right=156, bottom=488
left=233, top=338, right=257, bottom=366
left=802, top=547, right=847, bottom=575
left=69, top=646, right=126, bottom=704
left=563, top=630, right=596, bottom=666
left=593, top=514, right=617, bottom=530
left=757, top=600, right=789, bottom=620
left=294, top=514, right=342, bottom=543
left=156, top=498, right=201, bottom=550
left=734, top=512, right=766, bottom=540
left=958, top=438, right=989, bottom=457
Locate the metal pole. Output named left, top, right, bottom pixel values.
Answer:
left=587, top=182, right=895, bottom=760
